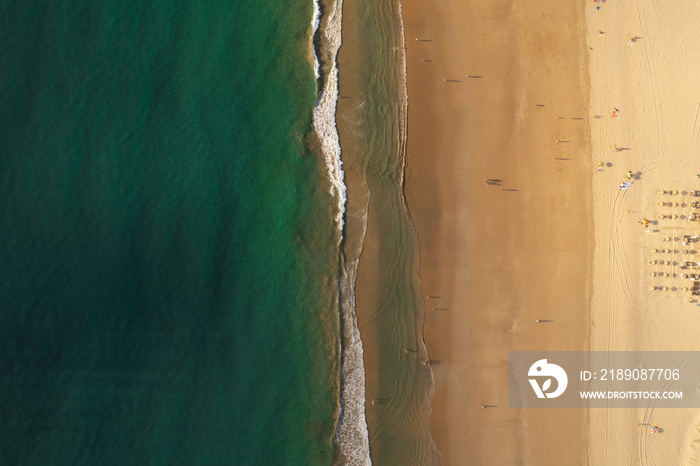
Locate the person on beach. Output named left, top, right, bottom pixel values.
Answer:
left=619, top=182, right=631, bottom=190
left=626, top=171, right=634, bottom=179
left=596, top=162, right=604, bottom=172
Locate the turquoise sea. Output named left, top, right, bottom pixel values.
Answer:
left=0, top=1, right=342, bottom=464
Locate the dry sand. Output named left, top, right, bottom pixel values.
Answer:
left=401, top=0, right=592, bottom=463
left=586, top=1, right=700, bottom=464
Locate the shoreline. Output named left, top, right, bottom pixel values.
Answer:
left=334, top=0, right=438, bottom=462
left=320, top=0, right=700, bottom=462
left=311, top=0, right=373, bottom=462
left=401, top=0, right=592, bottom=463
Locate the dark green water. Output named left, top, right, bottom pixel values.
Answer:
left=0, top=1, right=339, bottom=464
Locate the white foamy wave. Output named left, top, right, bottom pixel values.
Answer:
left=312, top=0, right=346, bottom=229
left=311, top=0, right=372, bottom=463
left=312, top=0, right=321, bottom=79
left=334, top=261, right=372, bottom=466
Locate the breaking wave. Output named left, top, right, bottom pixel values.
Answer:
left=311, top=0, right=372, bottom=464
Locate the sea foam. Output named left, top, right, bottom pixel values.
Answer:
left=312, top=0, right=321, bottom=79
left=312, top=0, right=346, bottom=230
left=311, top=0, right=372, bottom=464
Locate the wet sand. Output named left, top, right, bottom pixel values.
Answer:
left=401, top=0, right=592, bottom=463
left=335, top=0, right=438, bottom=462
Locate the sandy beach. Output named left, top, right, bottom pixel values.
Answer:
left=586, top=1, right=700, bottom=464
left=394, top=0, right=700, bottom=463
left=401, top=0, right=592, bottom=463
left=340, top=0, right=700, bottom=462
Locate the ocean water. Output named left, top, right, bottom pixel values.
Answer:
left=0, top=1, right=342, bottom=464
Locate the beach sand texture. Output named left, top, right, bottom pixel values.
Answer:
left=586, top=1, right=700, bottom=464
left=402, top=0, right=592, bottom=463
left=346, top=0, right=700, bottom=462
